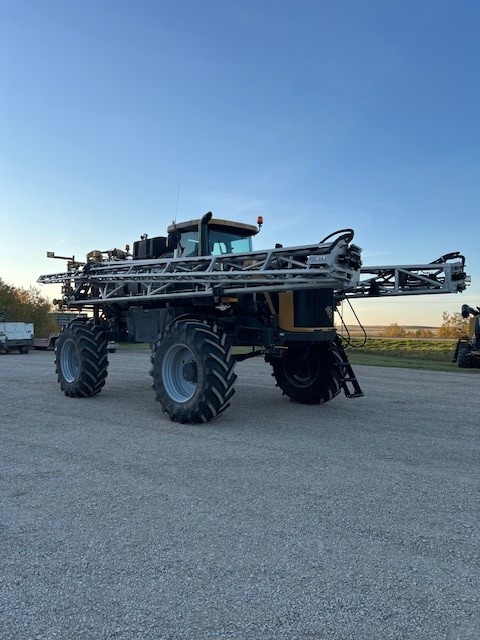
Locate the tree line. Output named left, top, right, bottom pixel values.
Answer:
left=383, top=312, right=469, bottom=339
left=0, top=279, right=59, bottom=337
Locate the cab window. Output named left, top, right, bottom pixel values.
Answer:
left=209, top=231, right=252, bottom=255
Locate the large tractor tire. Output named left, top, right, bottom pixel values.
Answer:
left=150, top=319, right=236, bottom=423
left=55, top=322, right=109, bottom=397
left=271, top=342, right=342, bottom=405
left=457, top=342, right=473, bottom=368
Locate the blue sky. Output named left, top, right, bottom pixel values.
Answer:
left=1, top=0, right=479, bottom=325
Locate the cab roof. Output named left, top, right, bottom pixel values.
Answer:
left=167, top=218, right=258, bottom=236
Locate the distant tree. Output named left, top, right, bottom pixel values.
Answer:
left=438, top=311, right=469, bottom=338
left=0, top=278, right=58, bottom=337
left=413, top=328, right=435, bottom=338
left=383, top=323, right=410, bottom=337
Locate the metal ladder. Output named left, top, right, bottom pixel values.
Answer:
left=334, top=342, right=364, bottom=399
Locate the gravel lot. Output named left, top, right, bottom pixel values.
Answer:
left=1, top=349, right=479, bottom=640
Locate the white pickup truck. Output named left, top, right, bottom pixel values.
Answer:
left=0, top=322, right=34, bottom=354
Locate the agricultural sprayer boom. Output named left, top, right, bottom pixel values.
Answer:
left=37, top=215, right=469, bottom=423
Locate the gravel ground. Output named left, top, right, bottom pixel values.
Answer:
left=0, top=349, right=479, bottom=640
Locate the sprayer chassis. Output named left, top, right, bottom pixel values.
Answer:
left=38, top=219, right=468, bottom=423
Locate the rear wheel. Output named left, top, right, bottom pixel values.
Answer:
left=271, top=342, right=342, bottom=404
left=19, top=347, right=30, bottom=354
left=55, top=322, right=109, bottom=397
left=151, top=320, right=236, bottom=423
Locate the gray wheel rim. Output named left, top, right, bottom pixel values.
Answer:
left=162, top=344, right=196, bottom=402
left=60, top=338, right=80, bottom=383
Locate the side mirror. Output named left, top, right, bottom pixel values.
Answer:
left=167, top=230, right=181, bottom=250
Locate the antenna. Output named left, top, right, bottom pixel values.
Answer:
left=174, top=182, right=181, bottom=223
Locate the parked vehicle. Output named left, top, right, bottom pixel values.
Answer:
left=33, top=313, right=86, bottom=350
left=453, top=304, right=480, bottom=368
left=0, top=321, right=34, bottom=354
left=33, top=332, right=59, bottom=350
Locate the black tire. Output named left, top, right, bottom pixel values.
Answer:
left=55, top=322, right=109, bottom=397
left=19, top=347, right=30, bottom=354
left=457, top=342, right=473, bottom=368
left=271, top=342, right=342, bottom=404
left=150, top=319, right=236, bottom=423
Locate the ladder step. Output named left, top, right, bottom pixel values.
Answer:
left=342, top=384, right=365, bottom=398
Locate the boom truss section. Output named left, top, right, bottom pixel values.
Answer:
left=341, top=253, right=468, bottom=299
left=37, top=237, right=362, bottom=306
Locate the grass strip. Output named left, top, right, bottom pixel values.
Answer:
left=345, top=339, right=480, bottom=373
left=116, top=339, right=480, bottom=373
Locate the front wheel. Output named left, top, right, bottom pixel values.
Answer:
left=270, top=342, right=342, bottom=404
left=55, top=322, right=109, bottom=397
left=150, top=320, right=236, bottom=423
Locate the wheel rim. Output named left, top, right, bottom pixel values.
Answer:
left=283, top=350, right=321, bottom=387
left=60, top=338, right=80, bottom=383
left=162, top=344, right=197, bottom=402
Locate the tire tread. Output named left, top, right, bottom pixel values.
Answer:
left=151, top=320, right=236, bottom=423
